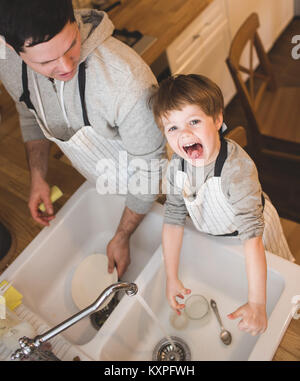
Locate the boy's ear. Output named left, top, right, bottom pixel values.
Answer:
left=215, top=112, right=224, bottom=131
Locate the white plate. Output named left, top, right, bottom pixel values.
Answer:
left=71, top=254, right=118, bottom=310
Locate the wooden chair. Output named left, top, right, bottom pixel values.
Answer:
left=224, top=125, right=247, bottom=148
left=226, top=13, right=300, bottom=222
left=226, top=13, right=300, bottom=163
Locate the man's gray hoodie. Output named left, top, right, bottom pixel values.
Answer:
left=0, top=9, right=165, bottom=214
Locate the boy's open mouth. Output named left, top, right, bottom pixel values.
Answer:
left=183, top=143, right=203, bottom=159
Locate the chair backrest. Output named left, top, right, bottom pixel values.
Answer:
left=224, top=126, right=247, bottom=148
left=226, top=13, right=277, bottom=155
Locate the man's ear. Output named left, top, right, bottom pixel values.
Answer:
left=4, top=41, right=23, bottom=55
left=4, top=41, right=14, bottom=51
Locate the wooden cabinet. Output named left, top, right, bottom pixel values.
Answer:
left=166, top=0, right=294, bottom=106
left=166, top=0, right=235, bottom=105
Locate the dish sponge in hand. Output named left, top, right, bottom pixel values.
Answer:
left=0, top=281, right=23, bottom=311
left=39, top=185, right=63, bottom=213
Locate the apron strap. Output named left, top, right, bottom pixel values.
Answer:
left=214, top=137, right=227, bottom=177
left=213, top=230, right=238, bottom=237
left=19, top=60, right=91, bottom=126
left=19, top=61, right=37, bottom=112
left=261, top=193, right=265, bottom=210
left=78, top=61, right=91, bottom=126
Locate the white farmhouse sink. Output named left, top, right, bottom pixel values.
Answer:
left=0, top=182, right=163, bottom=356
left=95, top=231, right=300, bottom=361
left=1, top=181, right=299, bottom=361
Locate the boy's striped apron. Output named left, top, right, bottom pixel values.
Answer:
left=176, top=138, right=294, bottom=261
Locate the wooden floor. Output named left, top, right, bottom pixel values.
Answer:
left=0, top=18, right=300, bottom=361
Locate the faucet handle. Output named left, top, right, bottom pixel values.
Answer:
left=11, top=348, right=24, bottom=361
left=11, top=336, right=39, bottom=360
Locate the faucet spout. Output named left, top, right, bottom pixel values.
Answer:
left=11, top=281, right=138, bottom=361
left=99, top=281, right=138, bottom=302
left=124, top=282, right=138, bottom=296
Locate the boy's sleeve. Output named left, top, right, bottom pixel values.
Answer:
left=163, top=157, right=188, bottom=226
left=222, top=145, right=264, bottom=242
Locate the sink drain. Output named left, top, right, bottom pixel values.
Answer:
left=152, top=336, right=191, bottom=361
left=90, top=293, right=119, bottom=330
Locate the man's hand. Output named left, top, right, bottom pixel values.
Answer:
left=227, top=302, right=267, bottom=336
left=28, top=176, right=55, bottom=226
left=107, top=232, right=130, bottom=279
left=25, top=139, right=54, bottom=226
left=106, top=207, right=145, bottom=279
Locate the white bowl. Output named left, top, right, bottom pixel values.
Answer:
left=71, top=254, right=117, bottom=310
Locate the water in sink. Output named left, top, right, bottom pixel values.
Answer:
left=135, top=294, right=176, bottom=352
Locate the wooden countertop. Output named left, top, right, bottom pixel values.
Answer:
left=108, top=0, right=213, bottom=65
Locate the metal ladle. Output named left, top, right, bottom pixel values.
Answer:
left=210, top=299, right=232, bottom=345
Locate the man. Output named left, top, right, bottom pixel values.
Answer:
left=0, top=0, right=165, bottom=278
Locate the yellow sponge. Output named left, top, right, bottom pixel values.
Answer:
left=39, top=185, right=63, bottom=213
left=0, top=281, right=23, bottom=311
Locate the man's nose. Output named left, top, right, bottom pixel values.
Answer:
left=59, top=55, right=74, bottom=73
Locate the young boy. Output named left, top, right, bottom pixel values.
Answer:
left=150, top=74, right=294, bottom=336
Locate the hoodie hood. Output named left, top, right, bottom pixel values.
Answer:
left=75, top=9, right=115, bottom=63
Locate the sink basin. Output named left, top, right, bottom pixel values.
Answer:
left=1, top=181, right=299, bottom=361
left=0, top=182, right=163, bottom=348
left=95, top=229, right=300, bottom=361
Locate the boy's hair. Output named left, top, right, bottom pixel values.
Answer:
left=150, top=74, right=224, bottom=130
left=0, top=0, right=75, bottom=54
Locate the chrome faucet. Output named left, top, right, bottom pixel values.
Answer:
left=11, top=281, right=138, bottom=361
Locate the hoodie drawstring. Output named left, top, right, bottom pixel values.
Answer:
left=60, top=81, right=72, bottom=128
left=31, top=72, right=50, bottom=133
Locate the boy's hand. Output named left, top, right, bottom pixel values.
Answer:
left=166, top=278, right=191, bottom=315
left=227, top=302, right=267, bottom=336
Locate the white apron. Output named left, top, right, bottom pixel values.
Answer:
left=176, top=138, right=295, bottom=261
left=19, top=61, right=131, bottom=191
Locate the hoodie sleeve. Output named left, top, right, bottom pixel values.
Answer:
left=0, top=52, right=46, bottom=143
left=115, top=63, right=166, bottom=215
left=15, top=101, right=46, bottom=142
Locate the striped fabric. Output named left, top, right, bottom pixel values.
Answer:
left=262, top=199, right=295, bottom=262
left=177, top=173, right=238, bottom=236
left=55, top=125, right=127, bottom=186
left=29, top=69, right=157, bottom=197
left=176, top=171, right=295, bottom=262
